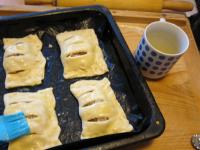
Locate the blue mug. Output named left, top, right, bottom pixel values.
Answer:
left=134, top=18, right=189, bottom=79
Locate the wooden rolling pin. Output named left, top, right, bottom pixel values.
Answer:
left=25, top=0, right=193, bottom=12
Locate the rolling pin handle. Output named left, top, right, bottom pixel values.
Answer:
left=163, top=1, right=193, bottom=12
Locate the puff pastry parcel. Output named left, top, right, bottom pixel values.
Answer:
left=3, top=34, right=46, bottom=89
left=70, top=78, right=133, bottom=139
left=4, top=88, right=61, bottom=150
left=56, top=29, right=108, bottom=79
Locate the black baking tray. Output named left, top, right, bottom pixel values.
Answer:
left=0, top=5, right=165, bottom=150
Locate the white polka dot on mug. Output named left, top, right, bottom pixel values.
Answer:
left=134, top=18, right=189, bottom=79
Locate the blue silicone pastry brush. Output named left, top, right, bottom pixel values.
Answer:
left=0, top=112, right=30, bottom=142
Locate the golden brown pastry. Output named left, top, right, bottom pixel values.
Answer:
left=56, top=29, right=108, bottom=79
left=4, top=88, right=61, bottom=150
left=3, top=34, right=46, bottom=89
left=70, top=78, right=133, bottom=139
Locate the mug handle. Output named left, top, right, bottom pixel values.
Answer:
left=160, top=18, right=166, bottom=22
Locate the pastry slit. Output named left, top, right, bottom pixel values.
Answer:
left=9, top=70, right=25, bottom=74
left=5, top=41, right=25, bottom=50
left=80, top=68, right=87, bottom=72
left=79, top=90, right=94, bottom=97
left=66, top=51, right=87, bottom=58
left=64, top=36, right=84, bottom=44
left=88, top=116, right=109, bottom=122
left=15, top=42, right=25, bottom=45
left=82, top=99, right=104, bottom=107
left=6, top=53, right=24, bottom=58
left=9, top=101, right=32, bottom=105
left=9, top=102, right=18, bottom=105
left=25, top=114, right=38, bottom=119
left=64, top=36, right=74, bottom=41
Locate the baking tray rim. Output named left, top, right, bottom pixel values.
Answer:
left=0, top=5, right=165, bottom=149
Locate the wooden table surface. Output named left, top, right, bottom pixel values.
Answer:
left=113, top=10, right=200, bottom=150
left=0, top=4, right=200, bottom=150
